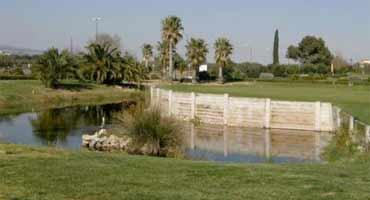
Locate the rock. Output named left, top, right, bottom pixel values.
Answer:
left=82, top=134, right=97, bottom=147
left=81, top=129, right=133, bottom=152
left=119, top=137, right=131, bottom=150
left=97, top=129, right=108, bottom=137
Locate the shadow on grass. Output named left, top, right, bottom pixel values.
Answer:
left=55, top=82, right=94, bottom=91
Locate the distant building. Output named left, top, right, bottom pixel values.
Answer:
left=199, top=64, right=208, bottom=72
left=360, top=59, right=370, bottom=65
left=0, top=50, right=11, bottom=56
left=359, top=59, right=370, bottom=70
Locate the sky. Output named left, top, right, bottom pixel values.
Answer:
left=0, top=0, right=369, bottom=64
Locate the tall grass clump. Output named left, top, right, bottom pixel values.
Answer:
left=323, top=126, right=368, bottom=162
left=117, top=104, right=183, bottom=157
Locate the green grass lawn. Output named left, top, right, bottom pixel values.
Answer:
left=0, top=144, right=369, bottom=200
left=0, top=80, right=142, bottom=115
left=162, top=82, right=370, bottom=124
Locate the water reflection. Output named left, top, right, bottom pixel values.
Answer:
left=0, top=104, right=346, bottom=164
left=0, top=103, right=127, bottom=149
left=183, top=123, right=333, bottom=163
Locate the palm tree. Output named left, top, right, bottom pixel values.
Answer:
left=142, top=44, right=153, bottom=70
left=38, top=48, right=70, bottom=88
left=120, top=53, right=147, bottom=87
left=84, top=43, right=120, bottom=84
left=157, top=41, right=170, bottom=78
left=174, top=53, right=187, bottom=80
left=185, top=38, right=208, bottom=83
left=161, top=16, right=184, bottom=80
left=214, top=38, right=233, bottom=83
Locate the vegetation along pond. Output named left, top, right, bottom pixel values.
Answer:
left=0, top=103, right=344, bottom=164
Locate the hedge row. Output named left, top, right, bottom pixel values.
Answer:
left=0, top=75, right=36, bottom=80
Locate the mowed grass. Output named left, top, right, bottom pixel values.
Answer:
left=163, top=82, right=370, bottom=124
left=0, top=80, right=141, bottom=115
left=0, top=144, right=369, bottom=200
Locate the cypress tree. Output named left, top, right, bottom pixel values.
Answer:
left=273, top=29, right=279, bottom=65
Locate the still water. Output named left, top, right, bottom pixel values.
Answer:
left=0, top=103, right=333, bottom=163
left=0, top=103, right=126, bottom=149
left=182, top=124, right=332, bottom=163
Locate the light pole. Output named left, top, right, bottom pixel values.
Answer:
left=92, top=17, right=102, bottom=42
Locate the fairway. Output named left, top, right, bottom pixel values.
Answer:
left=162, top=82, right=370, bottom=124
left=0, top=144, right=369, bottom=200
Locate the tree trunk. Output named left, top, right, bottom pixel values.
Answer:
left=218, top=66, right=224, bottom=84
left=169, top=41, right=173, bottom=81
left=97, top=71, right=101, bottom=84
left=192, top=66, right=197, bottom=84
left=162, top=65, right=166, bottom=80
left=145, top=59, right=148, bottom=69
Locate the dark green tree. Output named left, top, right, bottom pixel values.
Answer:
left=83, top=43, right=121, bottom=84
left=185, top=38, right=208, bottom=83
left=273, top=29, right=279, bottom=65
left=142, top=44, right=153, bottom=69
left=286, top=36, right=332, bottom=66
left=161, top=16, right=184, bottom=80
left=214, top=37, right=233, bottom=83
left=37, top=48, right=71, bottom=88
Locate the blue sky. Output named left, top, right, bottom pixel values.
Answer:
left=0, top=0, right=369, bottom=64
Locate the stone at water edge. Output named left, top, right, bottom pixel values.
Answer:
left=97, top=129, right=108, bottom=137
left=81, top=128, right=132, bottom=151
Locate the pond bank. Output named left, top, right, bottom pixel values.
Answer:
left=0, top=80, right=143, bottom=115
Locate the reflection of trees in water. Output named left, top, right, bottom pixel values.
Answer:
left=30, top=103, right=126, bottom=144
left=0, top=114, right=19, bottom=124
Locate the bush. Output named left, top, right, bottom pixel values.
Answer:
left=234, top=62, right=266, bottom=78
left=289, top=74, right=299, bottom=80
left=270, top=65, right=287, bottom=77
left=323, top=127, right=364, bottom=162
left=118, top=105, right=182, bottom=157
left=301, top=64, right=317, bottom=74
left=285, top=65, right=300, bottom=75
left=198, top=71, right=212, bottom=82
left=317, top=64, right=329, bottom=74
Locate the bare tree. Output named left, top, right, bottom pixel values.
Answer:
left=88, top=33, right=122, bottom=52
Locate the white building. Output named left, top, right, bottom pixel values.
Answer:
left=360, top=59, right=370, bottom=65
left=0, top=50, right=11, bottom=56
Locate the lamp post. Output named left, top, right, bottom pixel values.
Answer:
left=92, top=17, right=102, bottom=42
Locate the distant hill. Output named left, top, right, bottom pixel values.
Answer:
left=0, top=45, right=44, bottom=56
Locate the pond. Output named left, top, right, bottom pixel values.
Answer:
left=0, top=103, right=334, bottom=163
left=0, top=103, right=127, bottom=149
left=182, top=123, right=332, bottom=163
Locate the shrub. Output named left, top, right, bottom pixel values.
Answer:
left=234, top=62, right=266, bottom=78
left=316, top=64, right=329, bottom=74
left=270, top=65, right=287, bottom=77
left=323, top=127, right=365, bottom=162
left=117, top=105, right=182, bottom=157
left=301, top=64, right=316, bottom=74
left=198, top=71, right=212, bottom=82
left=289, top=74, right=299, bottom=80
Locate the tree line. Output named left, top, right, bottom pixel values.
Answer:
left=1, top=15, right=368, bottom=86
